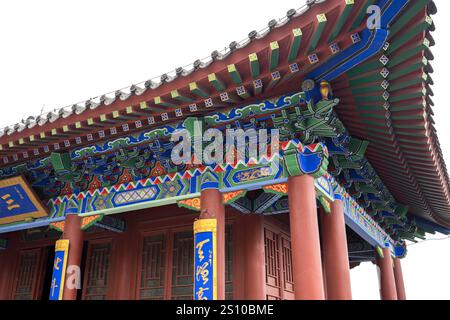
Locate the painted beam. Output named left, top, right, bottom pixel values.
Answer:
left=269, top=41, right=280, bottom=71
left=388, top=0, right=431, bottom=38
left=266, top=70, right=281, bottom=91
left=171, top=90, right=194, bottom=103
left=248, top=53, right=260, bottom=78
left=328, top=0, right=355, bottom=43
left=99, top=114, right=117, bottom=125
left=208, top=73, right=226, bottom=92
left=189, top=82, right=210, bottom=98
left=154, top=96, right=177, bottom=108
left=349, top=0, right=377, bottom=31
left=252, top=78, right=263, bottom=96
left=227, top=64, right=243, bottom=85
left=235, top=85, right=251, bottom=99
left=308, top=14, right=327, bottom=53
left=288, top=28, right=303, bottom=63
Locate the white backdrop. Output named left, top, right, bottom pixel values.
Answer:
left=0, top=0, right=448, bottom=299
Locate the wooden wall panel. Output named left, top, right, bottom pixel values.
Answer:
left=0, top=204, right=241, bottom=300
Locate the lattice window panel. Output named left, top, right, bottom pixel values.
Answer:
left=170, top=231, right=193, bottom=299
left=13, top=249, right=42, bottom=300
left=281, top=237, right=294, bottom=294
left=138, top=226, right=234, bottom=300
left=264, top=228, right=294, bottom=300
left=264, top=228, right=281, bottom=300
left=83, top=242, right=111, bottom=300
left=139, top=234, right=166, bottom=300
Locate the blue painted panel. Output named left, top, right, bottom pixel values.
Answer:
left=194, top=228, right=215, bottom=300
left=49, top=240, right=69, bottom=300
left=0, top=184, right=37, bottom=216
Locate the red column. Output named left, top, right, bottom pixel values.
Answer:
left=288, top=174, right=325, bottom=300
left=320, top=200, right=352, bottom=300
left=241, top=214, right=266, bottom=300
left=376, top=247, right=398, bottom=300
left=62, top=214, right=83, bottom=300
left=200, top=189, right=225, bottom=300
left=393, top=258, right=406, bottom=300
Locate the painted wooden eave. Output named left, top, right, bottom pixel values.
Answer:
left=0, top=0, right=367, bottom=164
left=334, top=0, right=450, bottom=228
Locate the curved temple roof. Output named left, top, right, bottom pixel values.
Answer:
left=0, top=0, right=448, bottom=231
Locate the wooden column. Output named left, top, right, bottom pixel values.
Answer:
left=62, top=214, right=83, bottom=300
left=241, top=214, right=266, bottom=300
left=288, top=174, right=325, bottom=300
left=376, top=247, right=398, bottom=300
left=393, top=258, right=406, bottom=300
left=320, top=200, right=352, bottom=300
left=200, top=189, right=225, bottom=300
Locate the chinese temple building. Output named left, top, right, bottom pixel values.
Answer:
left=0, top=0, right=447, bottom=300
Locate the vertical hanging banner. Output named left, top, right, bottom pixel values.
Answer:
left=49, top=239, right=69, bottom=300
left=193, top=219, right=217, bottom=300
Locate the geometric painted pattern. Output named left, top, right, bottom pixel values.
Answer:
left=114, top=187, right=157, bottom=205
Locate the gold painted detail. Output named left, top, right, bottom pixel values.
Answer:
left=178, top=197, right=201, bottom=211
left=49, top=221, right=65, bottom=233
left=223, top=190, right=246, bottom=204
left=263, top=183, right=288, bottom=195
left=81, top=214, right=102, bottom=230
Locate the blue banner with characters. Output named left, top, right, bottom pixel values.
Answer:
left=49, top=239, right=69, bottom=300
left=193, top=219, right=216, bottom=300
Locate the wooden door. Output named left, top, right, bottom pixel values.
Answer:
left=264, top=228, right=294, bottom=300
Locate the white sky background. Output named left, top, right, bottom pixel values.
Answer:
left=0, top=0, right=449, bottom=299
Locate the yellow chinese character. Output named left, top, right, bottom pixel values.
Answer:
left=1, top=194, right=20, bottom=210
left=196, top=239, right=210, bottom=262
left=196, top=287, right=209, bottom=300
left=54, top=257, right=62, bottom=270
left=196, top=261, right=210, bottom=285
